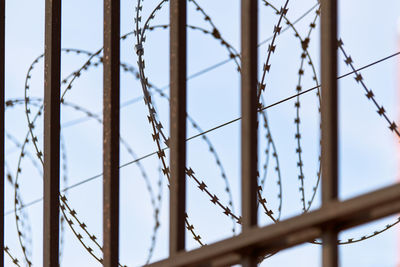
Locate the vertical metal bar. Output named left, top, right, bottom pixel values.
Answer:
left=0, top=0, right=4, bottom=265
left=169, top=0, right=187, bottom=256
left=43, top=0, right=61, bottom=266
left=241, top=0, right=258, bottom=265
left=320, top=0, right=338, bottom=266
left=103, top=0, right=120, bottom=266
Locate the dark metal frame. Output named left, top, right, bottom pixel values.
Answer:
left=0, top=0, right=399, bottom=266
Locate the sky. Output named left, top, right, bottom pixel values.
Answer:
left=3, top=0, right=400, bottom=266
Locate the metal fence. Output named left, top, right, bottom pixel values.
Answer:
left=1, top=0, right=400, bottom=266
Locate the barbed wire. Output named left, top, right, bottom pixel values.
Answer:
left=5, top=44, right=400, bottom=261
left=3, top=0, right=400, bottom=265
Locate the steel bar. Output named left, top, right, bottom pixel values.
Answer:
left=169, top=0, right=187, bottom=256
left=43, top=0, right=61, bottom=266
left=0, top=0, right=4, bottom=265
left=240, top=0, right=258, bottom=265
left=320, top=0, right=339, bottom=266
left=321, top=0, right=338, bottom=209
left=240, top=0, right=258, bottom=230
left=147, top=182, right=400, bottom=267
left=103, top=0, right=120, bottom=266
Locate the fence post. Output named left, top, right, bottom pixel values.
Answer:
left=169, top=0, right=187, bottom=256
left=241, top=0, right=258, bottom=265
left=43, top=0, right=61, bottom=265
left=103, top=0, right=121, bottom=266
left=320, top=0, right=339, bottom=266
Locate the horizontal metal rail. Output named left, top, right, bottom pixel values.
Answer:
left=147, top=182, right=400, bottom=267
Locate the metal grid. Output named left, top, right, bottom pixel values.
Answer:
left=0, top=0, right=400, bottom=266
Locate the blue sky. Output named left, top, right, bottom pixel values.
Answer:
left=3, top=0, right=400, bottom=266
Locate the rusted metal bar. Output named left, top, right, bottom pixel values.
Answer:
left=169, top=0, right=187, bottom=256
left=103, top=0, right=120, bottom=266
left=320, top=0, right=339, bottom=266
left=43, top=0, right=61, bottom=266
left=321, top=0, right=338, bottom=209
left=147, top=182, right=400, bottom=267
left=240, top=0, right=258, bottom=231
left=240, top=0, right=258, bottom=265
left=0, top=0, right=4, bottom=265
